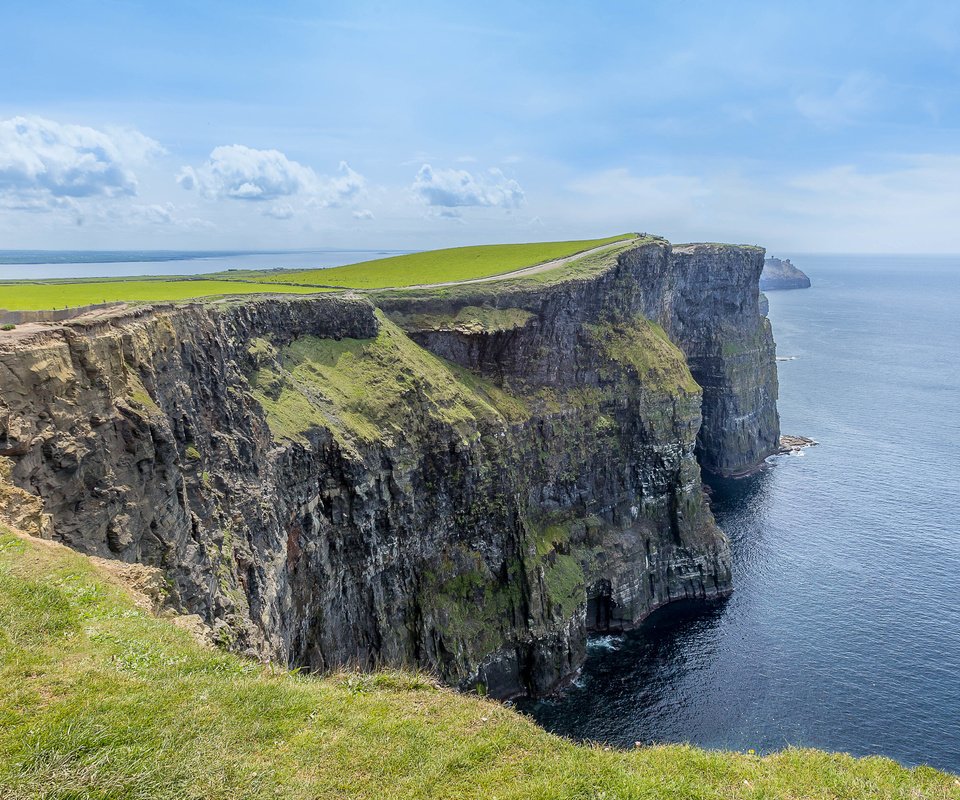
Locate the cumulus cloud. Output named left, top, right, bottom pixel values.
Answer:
left=412, top=164, right=524, bottom=209
left=0, top=115, right=162, bottom=209
left=352, top=208, right=374, bottom=220
left=322, top=161, right=365, bottom=207
left=179, top=146, right=367, bottom=215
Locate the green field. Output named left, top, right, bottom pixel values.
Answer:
left=0, top=280, right=328, bottom=312
left=240, top=233, right=636, bottom=289
left=0, top=235, right=637, bottom=312
left=1, top=528, right=954, bottom=799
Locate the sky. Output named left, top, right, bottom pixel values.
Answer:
left=2, top=0, right=960, bottom=253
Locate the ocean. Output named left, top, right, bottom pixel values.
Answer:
left=521, top=255, right=960, bottom=773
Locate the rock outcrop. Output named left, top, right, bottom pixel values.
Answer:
left=760, top=257, right=811, bottom=290
left=0, top=236, right=778, bottom=697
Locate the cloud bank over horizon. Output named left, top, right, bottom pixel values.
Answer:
left=1, top=2, right=959, bottom=252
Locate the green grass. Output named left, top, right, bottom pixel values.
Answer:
left=391, top=305, right=535, bottom=334
left=369, top=237, right=655, bottom=305
left=249, top=313, right=519, bottom=446
left=0, top=280, right=329, bottom=312
left=586, top=317, right=701, bottom=395
left=0, top=235, right=637, bottom=311
left=1, top=528, right=956, bottom=799
left=232, top=234, right=637, bottom=289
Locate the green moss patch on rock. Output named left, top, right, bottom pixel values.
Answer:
left=248, top=312, right=529, bottom=446
left=587, top=316, right=701, bottom=395
left=392, top=305, right=535, bottom=335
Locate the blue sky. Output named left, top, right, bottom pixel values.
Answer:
left=2, top=0, right=959, bottom=252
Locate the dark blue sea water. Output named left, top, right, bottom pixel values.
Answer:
left=0, top=249, right=405, bottom=280
left=523, top=255, right=960, bottom=773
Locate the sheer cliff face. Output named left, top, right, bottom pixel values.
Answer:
left=0, top=239, right=775, bottom=697
left=662, top=245, right=780, bottom=476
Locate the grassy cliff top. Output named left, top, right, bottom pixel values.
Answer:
left=0, top=235, right=636, bottom=312
left=0, top=279, right=330, bottom=312
left=224, top=233, right=637, bottom=289
left=1, top=528, right=954, bottom=799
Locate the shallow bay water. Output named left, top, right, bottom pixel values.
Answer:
left=521, top=255, right=960, bottom=772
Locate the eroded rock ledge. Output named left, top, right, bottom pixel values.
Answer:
left=0, top=238, right=779, bottom=697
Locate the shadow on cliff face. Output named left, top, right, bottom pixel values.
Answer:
left=518, top=470, right=777, bottom=745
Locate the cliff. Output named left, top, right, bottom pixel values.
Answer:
left=0, top=237, right=779, bottom=698
left=760, top=257, right=811, bottom=290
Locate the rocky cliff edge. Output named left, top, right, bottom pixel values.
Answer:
left=0, top=237, right=778, bottom=697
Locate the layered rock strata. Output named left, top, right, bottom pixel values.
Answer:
left=0, top=237, right=778, bottom=697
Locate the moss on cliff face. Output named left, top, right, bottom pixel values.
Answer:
left=250, top=312, right=521, bottom=446
left=392, top=305, right=534, bottom=334
left=587, top=317, right=701, bottom=395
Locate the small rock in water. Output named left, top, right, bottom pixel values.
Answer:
left=779, top=434, right=817, bottom=453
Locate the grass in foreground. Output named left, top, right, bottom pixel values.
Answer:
left=1, top=529, right=956, bottom=799
left=223, top=234, right=637, bottom=289
left=0, top=280, right=328, bottom=312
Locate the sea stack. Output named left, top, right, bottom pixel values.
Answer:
left=760, top=257, right=811, bottom=290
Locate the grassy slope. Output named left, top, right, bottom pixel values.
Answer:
left=0, top=235, right=634, bottom=311
left=0, top=280, right=328, bottom=312
left=204, top=234, right=637, bottom=289
left=1, top=529, right=955, bottom=800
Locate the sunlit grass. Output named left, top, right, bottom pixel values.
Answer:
left=1, top=528, right=955, bottom=799
left=0, top=236, right=637, bottom=311
left=229, top=234, right=637, bottom=289
left=0, top=280, right=329, bottom=312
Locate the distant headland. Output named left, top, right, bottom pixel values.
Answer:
left=761, top=257, right=811, bottom=290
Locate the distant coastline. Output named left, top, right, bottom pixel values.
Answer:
left=0, top=248, right=404, bottom=265
left=0, top=249, right=410, bottom=281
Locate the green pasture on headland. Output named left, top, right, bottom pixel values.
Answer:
left=0, top=279, right=328, bottom=312
left=0, top=234, right=637, bottom=311
left=234, top=233, right=637, bottom=289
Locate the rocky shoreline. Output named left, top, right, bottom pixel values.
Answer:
left=779, top=434, right=817, bottom=453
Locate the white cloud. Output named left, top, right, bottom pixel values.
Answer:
left=434, top=208, right=463, bottom=220
left=263, top=202, right=295, bottom=220
left=0, top=116, right=162, bottom=209
left=352, top=208, right=374, bottom=220
left=179, top=146, right=366, bottom=216
left=322, top=161, right=365, bottom=207
left=412, top=164, right=524, bottom=209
